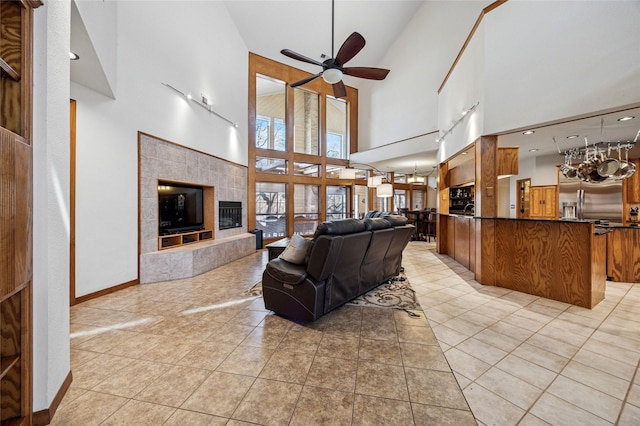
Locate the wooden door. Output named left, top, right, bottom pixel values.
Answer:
left=542, top=186, right=557, bottom=218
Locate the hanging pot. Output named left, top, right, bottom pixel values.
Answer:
left=621, top=147, right=637, bottom=179
left=612, top=145, right=627, bottom=180
left=596, top=149, right=619, bottom=178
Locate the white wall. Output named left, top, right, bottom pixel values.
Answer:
left=73, top=0, right=117, bottom=95
left=484, top=1, right=640, bottom=135
left=359, top=1, right=490, bottom=150
left=437, top=20, right=485, bottom=162
left=71, top=1, right=249, bottom=297
left=33, top=0, right=71, bottom=412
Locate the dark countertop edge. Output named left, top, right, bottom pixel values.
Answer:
left=437, top=214, right=640, bottom=229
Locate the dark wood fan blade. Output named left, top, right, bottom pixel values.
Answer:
left=281, top=49, right=325, bottom=68
left=332, top=81, right=347, bottom=98
left=343, top=67, right=390, bottom=80
left=335, top=32, right=365, bottom=67
left=290, top=73, right=322, bottom=88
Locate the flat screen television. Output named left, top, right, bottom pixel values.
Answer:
left=158, top=182, right=204, bottom=235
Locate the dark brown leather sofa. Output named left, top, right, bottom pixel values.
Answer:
left=262, top=215, right=414, bottom=321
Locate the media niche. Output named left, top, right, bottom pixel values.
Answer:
left=158, top=181, right=204, bottom=235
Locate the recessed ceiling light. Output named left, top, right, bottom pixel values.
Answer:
left=69, top=51, right=80, bottom=60
left=522, top=130, right=535, bottom=135
left=566, top=135, right=579, bottom=139
left=529, top=148, right=539, bottom=152
left=618, top=116, right=635, bottom=122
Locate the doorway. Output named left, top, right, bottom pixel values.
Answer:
left=516, top=178, right=531, bottom=219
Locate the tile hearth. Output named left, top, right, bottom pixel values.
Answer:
left=58, top=242, right=640, bottom=425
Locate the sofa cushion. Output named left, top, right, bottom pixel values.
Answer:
left=384, top=214, right=409, bottom=226
left=364, top=217, right=391, bottom=231
left=312, top=218, right=366, bottom=238
left=265, top=258, right=308, bottom=285
left=279, top=234, right=312, bottom=264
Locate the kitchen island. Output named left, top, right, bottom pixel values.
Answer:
left=438, top=215, right=606, bottom=308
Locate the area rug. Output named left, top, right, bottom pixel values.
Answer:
left=241, top=271, right=421, bottom=311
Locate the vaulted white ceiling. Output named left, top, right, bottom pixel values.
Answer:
left=70, top=0, right=639, bottom=172
left=223, top=0, right=424, bottom=88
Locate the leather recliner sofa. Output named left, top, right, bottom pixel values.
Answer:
left=262, top=215, right=414, bottom=321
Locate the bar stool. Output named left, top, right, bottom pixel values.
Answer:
left=425, top=211, right=437, bottom=242
left=406, top=210, right=419, bottom=240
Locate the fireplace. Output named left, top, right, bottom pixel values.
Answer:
left=139, top=133, right=253, bottom=283
left=219, top=201, right=242, bottom=230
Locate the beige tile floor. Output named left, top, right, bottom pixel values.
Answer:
left=56, top=241, right=640, bottom=425
left=403, top=242, right=640, bottom=426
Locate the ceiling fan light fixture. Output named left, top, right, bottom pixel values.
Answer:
left=323, top=68, right=343, bottom=84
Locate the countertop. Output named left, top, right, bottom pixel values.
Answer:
left=438, top=214, right=640, bottom=229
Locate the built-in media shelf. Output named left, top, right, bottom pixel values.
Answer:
left=158, top=229, right=213, bottom=250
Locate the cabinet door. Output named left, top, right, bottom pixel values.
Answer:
left=529, top=186, right=557, bottom=218
left=543, top=186, right=557, bottom=218
left=529, top=187, right=542, bottom=217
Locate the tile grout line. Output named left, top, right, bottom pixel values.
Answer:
left=416, top=246, right=637, bottom=425
left=513, top=278, right=636, bottom=425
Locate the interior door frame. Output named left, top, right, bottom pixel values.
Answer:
left=70, top=99, right=76, bottom=305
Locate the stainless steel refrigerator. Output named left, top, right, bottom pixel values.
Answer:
left=558, top=177, right=624, bottom=223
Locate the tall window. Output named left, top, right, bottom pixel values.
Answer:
left=250, top=54, right=357, bottom=241
left=394, top=190, right=407, bottom=210
left=256, top=75, right=286, bottom=151
left=327, top=186, right=347, bottom=221
left=256, top=182, right=287, bottom=238
left=326, top=96, right=348, bottom=159
left=354, top=185, right=368, bottom=219
left=294, top=88, right=319, bottom=155
left=294, top=184, right=319, bottom=236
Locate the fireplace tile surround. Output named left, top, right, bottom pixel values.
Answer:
left=139, top=133, right=255, bottom=283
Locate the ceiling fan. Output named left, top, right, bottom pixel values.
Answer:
left=280, top=0, right=390, bottom=99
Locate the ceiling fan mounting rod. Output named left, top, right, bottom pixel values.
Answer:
left=331, top=0, right=335, bottom=59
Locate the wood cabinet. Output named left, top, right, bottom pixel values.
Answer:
left=497, top=147, right=519, bottom=177
left=439, top=215, right=475, bottom=270
left=0, top=1, right=40, bottom=424
left=529, top=185, right=557, bottom=219
left=607, top=227, right=640, bottom=283
left=626, top=159, right=640, bottom=204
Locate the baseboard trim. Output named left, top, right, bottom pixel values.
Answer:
left=72, top=279, right=138, bottom=305
left=33, top=370, right=73, bottom=426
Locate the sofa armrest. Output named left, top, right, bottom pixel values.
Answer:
left=265, top=258, right=308, bottom=286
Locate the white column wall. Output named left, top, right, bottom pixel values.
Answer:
left=32, top=1, right=71, bottom=412
left=71, top=1, right=249, bottom=297
left=437, top=21, right=485, bottom=162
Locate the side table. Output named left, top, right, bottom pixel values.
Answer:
left=266, top=237, right=290, bottom=260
